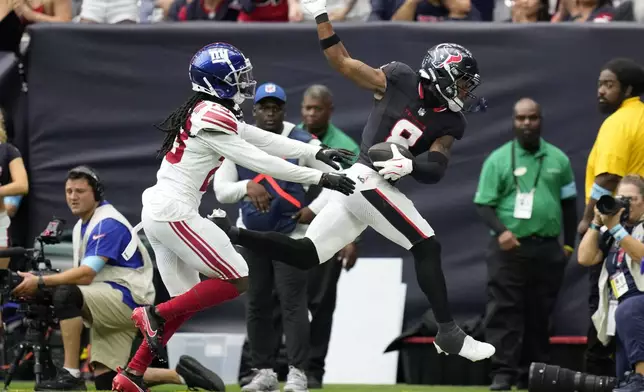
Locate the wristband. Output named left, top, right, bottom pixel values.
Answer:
left=589, top=222, right=601, bottom=231
left=590, top=183, right=612, bottom=200
left=609, top=224, right=629, bottom=242
left=564, top=245, right=574, bottom=253
left=320, top=34, right=341, bottom=50
left=315, top=13, right=329, bottom=24
left=37, top=275, right=46, bottom=290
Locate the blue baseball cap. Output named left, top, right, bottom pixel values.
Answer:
left=254, top=83, right=286, bottom=104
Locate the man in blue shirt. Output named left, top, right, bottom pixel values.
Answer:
left=12, top=166, right=225, bottom=392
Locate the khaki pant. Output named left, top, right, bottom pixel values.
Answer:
left=78, top=282, right=137, bottom=371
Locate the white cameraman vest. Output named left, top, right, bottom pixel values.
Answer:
left=72, top=203, right=155, bottom=306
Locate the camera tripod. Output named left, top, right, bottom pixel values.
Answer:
left=2, top=309, right=55, bottom=391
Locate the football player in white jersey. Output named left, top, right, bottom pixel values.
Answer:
left=112, top=42, right=356, bottom=392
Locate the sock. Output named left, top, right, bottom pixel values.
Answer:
left=435, top=321, right=466, bottom=354
left=236, top=228, right=319, bottom=269
left=64, top=367, right=80, bottom=378
left=411, top=238, right=452, bottom=323
left=155, top=278, right=240, bottom=321
left=128, top=312, right=194, bottom=374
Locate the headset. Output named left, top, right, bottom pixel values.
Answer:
left=66, top=165, right=104, bottom=202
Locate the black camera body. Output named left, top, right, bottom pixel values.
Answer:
left=597, top=195, right=631, bottom=223
left=0, top=218, right=64, bottom=307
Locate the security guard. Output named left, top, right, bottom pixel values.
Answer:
left=577, top=58, right=644, bottom=377
left=474, top=98, right=578, bottom=391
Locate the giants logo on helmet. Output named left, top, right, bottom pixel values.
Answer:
left=209, top=48, right=230, bottom=64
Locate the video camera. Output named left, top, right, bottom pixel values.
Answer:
left=0, top=218, right=64, bottom=302
left=597, top=194, right=631, bottom=223
left=529, top=362, right=617, bottom=392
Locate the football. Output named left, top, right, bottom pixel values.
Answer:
left=368, top=142, right=414, bottom=164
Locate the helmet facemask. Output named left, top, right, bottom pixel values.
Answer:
left=420, top=65, right=481, bottom=113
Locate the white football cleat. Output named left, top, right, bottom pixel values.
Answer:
left=434, top=335, right=496, bottom=362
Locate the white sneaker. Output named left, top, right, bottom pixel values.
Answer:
left=241, top=368, right=280, bottom=392
left=283, top=366, right=308, bottom=392
left=434, top=335, right=496, bottom=362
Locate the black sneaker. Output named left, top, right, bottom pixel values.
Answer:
left=35, top=368, right=87, bottom=391
left=176, top=355, right=226, bottom=391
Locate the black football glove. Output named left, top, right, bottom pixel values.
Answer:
left=315, top=147, right=356, bottom=170
left=318, top=173, right=356, bottom=196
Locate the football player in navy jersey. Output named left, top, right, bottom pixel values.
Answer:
left=215, top=0, right=495, bottom=363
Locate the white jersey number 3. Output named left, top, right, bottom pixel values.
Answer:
left=386, top=119, right=424, bottom=148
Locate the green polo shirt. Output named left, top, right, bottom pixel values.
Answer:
left=299, top=122, right=360, bottom=168
left=474, top=139, right=577, bottom=238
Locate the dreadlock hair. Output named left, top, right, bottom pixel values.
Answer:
left=155, top=92, right=241, bottom=159
left=602, top=58, right=644, bottom=97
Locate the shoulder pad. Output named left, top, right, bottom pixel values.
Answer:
left=380, top=61, right=417, bottom=89
left=190, top=101, right=239, bottom=136
left=289, top=128, right=314, bottom=143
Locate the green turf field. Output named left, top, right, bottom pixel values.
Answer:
left=1, top=382, right=525, bottom=391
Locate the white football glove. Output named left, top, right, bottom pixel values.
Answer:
left=301, top=0, right=328, bottom=18
left=372, top=144, right=414, bottom=182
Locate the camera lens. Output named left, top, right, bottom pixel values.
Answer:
left=529, top=363, right=617, bottom=392
left=597, top=195, right=618, bottom=215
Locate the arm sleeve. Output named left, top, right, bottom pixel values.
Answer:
left=199, top=132, right=323, bottom=185
left=560, top=157, right=578, bottom=200
left=592, top=119, right=631, bottom=177
left=308, top=188, right=333, bottom=214
left=303, top=139, right=337, bottom=172
left=561, top=198, right=578, bottom=248
left=6, top=144, right=21, bottom=161
left=239, top=123, right=321, bottom=160
left=213, top=158, right=249, bottom=204
left=83, top=218, right=129, bottom=262
left=473, top=155, right=501, bottom=206
left=475, top=204, right=507, bottom=235
left=411, top=152, right=448, bottom=184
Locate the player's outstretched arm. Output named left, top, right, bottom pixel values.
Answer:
left=240, top=123, right=355, bottom=170
left=302, top=0, right=386, bottom=94
left=201, top=132, right=356, bottom=195
left=241, top=122, right=321, bottom=159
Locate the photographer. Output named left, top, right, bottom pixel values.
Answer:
left=11, top=166, right=223, bottom=391
left=0, top=110, right=28, bottom=268
left=578, top=174, right=644, bottom=391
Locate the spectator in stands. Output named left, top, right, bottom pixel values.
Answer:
left=0, top=110, right=28, bottom=270
left=579, top=58, right=644, bottom=378
left=562, top=0, right=613, bottom=21
left=291, top=0, right=372, bottom=20
left=507, top=0, right=550, bottom=21
left=166, top=0, right=240, bottom=21
left=12, top=166, right=223, bottom=391
left=236, top=0, right=291, bottom=21
left=214, top=83, right=331, bottom=392
left=578, top=174, right=644, bottom=391
left=298, top=84, right=360, bottom=389
left=79, top=0, right=138, bottom=23
left=612, top=0, right=644, bottom=21
left=474, top=98, right=578, bottom=391
left=11, top=0, right=72, bottom=23
left=391, top=0, right=481, bottom=21
left=368, top=0, right=403, bottom=19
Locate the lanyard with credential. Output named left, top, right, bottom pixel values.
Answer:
left=511, top=141, right=544, bottom=192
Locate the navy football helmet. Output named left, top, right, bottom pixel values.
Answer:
left=420, top=43, right=484, bottom=113
left=189, top=42, right=257, bottom=104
